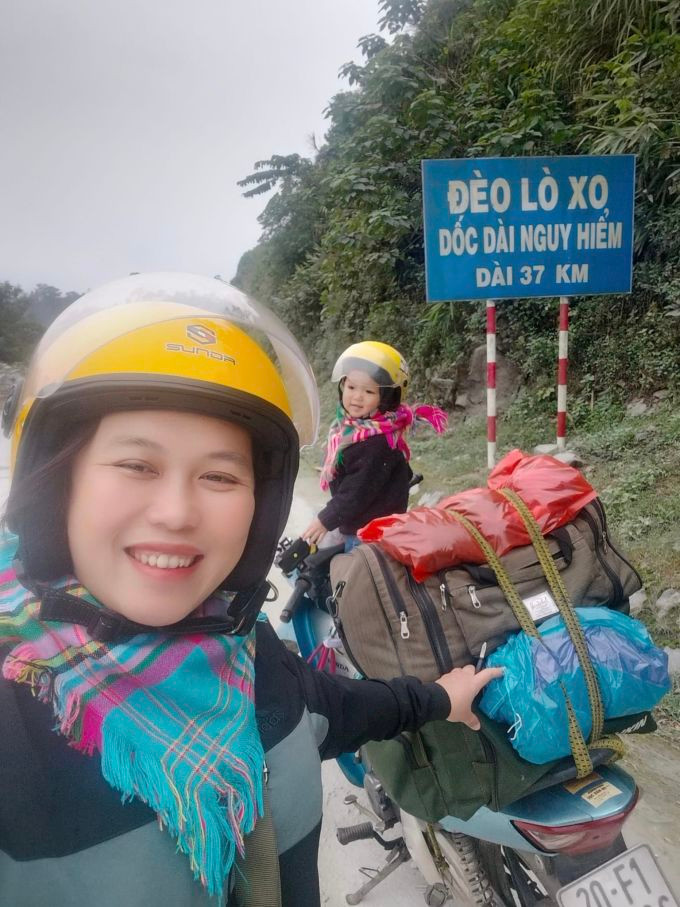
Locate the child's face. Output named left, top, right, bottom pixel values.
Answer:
left=341, top=370, right=381, bottom=419
left=67, top=409, right=255, bottom=626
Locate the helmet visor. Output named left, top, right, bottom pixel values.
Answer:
left=331, top=356, right=398, bottom=388
left=18, top=272, right=319, bottom=445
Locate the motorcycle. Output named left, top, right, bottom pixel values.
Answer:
left=274, top=535, right=641, bottom=907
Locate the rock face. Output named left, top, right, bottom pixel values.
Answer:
left=427, top=344, right=521, bottom=417
left=429, top=377, right=456, bottom=406
left=626, top=399, right=649, bottom=417
left=416, top=490, right=448, bottom=508
left=531, top=443, right=583, bottom=466
left=655, top=588, right=680, bottom=626
left=628, top=589, right=648, bottom=616
left=665, top=647, right=680, bottom=674
left=459, top=344, right=520, bottom=416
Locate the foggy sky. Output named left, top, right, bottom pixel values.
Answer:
left=0, top=0, right=381, bottom=294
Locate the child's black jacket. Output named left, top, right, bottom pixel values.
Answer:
left=318, top=434, right=412, bottom=534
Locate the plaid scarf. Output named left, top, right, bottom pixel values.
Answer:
left=320, top=402, right=448, bottom=491
left=0, top=532, right=263, bottom=897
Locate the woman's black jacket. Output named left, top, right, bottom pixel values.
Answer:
left=0, top=618, right=450, bottom=906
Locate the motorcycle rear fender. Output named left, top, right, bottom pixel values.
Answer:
left=439, top=764, right=636, bottom=852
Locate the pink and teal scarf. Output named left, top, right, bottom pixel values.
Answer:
left=0, top=532, right=263, bottom=897
left=320, top=402, right=448, bottom=491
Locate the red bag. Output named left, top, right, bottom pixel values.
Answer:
left=357, top=449, right=597, bottom=580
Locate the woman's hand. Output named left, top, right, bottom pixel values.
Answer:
left=435, top=665, right=504, bottom=730
left=302, top=517, right=328, bottom=546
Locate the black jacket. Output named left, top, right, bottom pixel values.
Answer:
left=318, top=434, right=412, bottom=535
left=0, top=618, right=450, bottom=906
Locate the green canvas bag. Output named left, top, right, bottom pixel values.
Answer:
left=363, top=710, right=655, bottom=824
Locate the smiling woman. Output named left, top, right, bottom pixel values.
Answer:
left=0, top=272, right=500, bottom=907
left=67, top=410, right=256, bottom=626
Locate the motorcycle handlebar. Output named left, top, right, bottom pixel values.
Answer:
left=279, top=575, right=312, bottom=623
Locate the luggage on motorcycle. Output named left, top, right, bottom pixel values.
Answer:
left=329, top=497, right=642, bottom=683
left=479, top=607, right=670, bottom=764
left=362, top=709, right=655, bottom=824
left=330, top=485, right=648, bottom=822
left=363, top=712, right=556, bottom=822
left=358, top=448, right=599, bottom=580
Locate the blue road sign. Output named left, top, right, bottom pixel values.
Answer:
left=422, top=155, right=635, bottom=302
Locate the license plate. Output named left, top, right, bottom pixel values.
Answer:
left=557, top=844, right=678, bottom=907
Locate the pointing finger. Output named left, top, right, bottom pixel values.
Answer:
left=474, top=666, right=504, bottom=690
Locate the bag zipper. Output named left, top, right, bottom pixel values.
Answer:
left=328, top=578, right=371, bottom=678
left=406, top=572, right=454, bottom=675
left=467, top=585, right=482, bottom=608
left=437, top=572, right=449, bottom=610
left=579, top=506, right=624, bottom=606
left=591, top=498, right=643, bottom=589
left=370, top=545, right=411, bottom=640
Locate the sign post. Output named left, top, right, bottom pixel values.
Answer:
left=557, top=297, right=569, bottom=449
left=422, top=155, right=635, bottom=462
left=486, top=300, right=496, bottom=468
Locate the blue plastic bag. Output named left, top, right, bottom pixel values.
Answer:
left=479, top=607, right=670, bottom=764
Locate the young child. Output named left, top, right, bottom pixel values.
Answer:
left=0, top=273, right=499, bottom=907
left=303, top=341, right=447, bottom=548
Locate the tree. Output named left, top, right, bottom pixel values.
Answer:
left=26, top=284, right=80, bottom=327
left=0, top=282, right=43, bottom=363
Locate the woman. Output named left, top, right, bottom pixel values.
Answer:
left=0, top=273, right=500, bottom=907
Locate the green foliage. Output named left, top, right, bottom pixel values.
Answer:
left=378, top=0, right=427, bottom=33
left=0, top=282, right=43, bottom=363
left=236, top=0, right=680, bottom=405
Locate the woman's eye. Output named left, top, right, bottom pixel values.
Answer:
left=202, top=472, right=239, bottom=485
left=116, top=460, right=153, bottom=473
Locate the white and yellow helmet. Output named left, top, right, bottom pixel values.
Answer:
left=331, top=340, right=409, bottom=411
left=3, top=272, right=319, bottom=601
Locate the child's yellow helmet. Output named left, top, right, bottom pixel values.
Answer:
left=331, top=340, right=409, bottom=412
left=331, top=340, right=409, bottom=390
left=4, top=272, right=319, bottom=600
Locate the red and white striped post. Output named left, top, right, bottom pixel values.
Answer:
left=486, top=299, right=497, bottom=469
left=556, top=296, right=569, bottom=450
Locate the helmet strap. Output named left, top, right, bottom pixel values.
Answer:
left=31, top=580, right=273, bottom=642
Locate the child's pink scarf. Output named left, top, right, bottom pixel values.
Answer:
left=320, top=403, right=447, bottom=491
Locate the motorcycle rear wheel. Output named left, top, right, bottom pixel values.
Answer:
left=476, top=834, right=628, bottom=906
left=477, top=841, right=552, bottom=905
left=425, top=829, right=497, bottom=906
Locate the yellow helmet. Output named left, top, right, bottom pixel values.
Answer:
left=4, top=272, right=319, bottom=602
left=331, top=340, right=409, bottom=411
